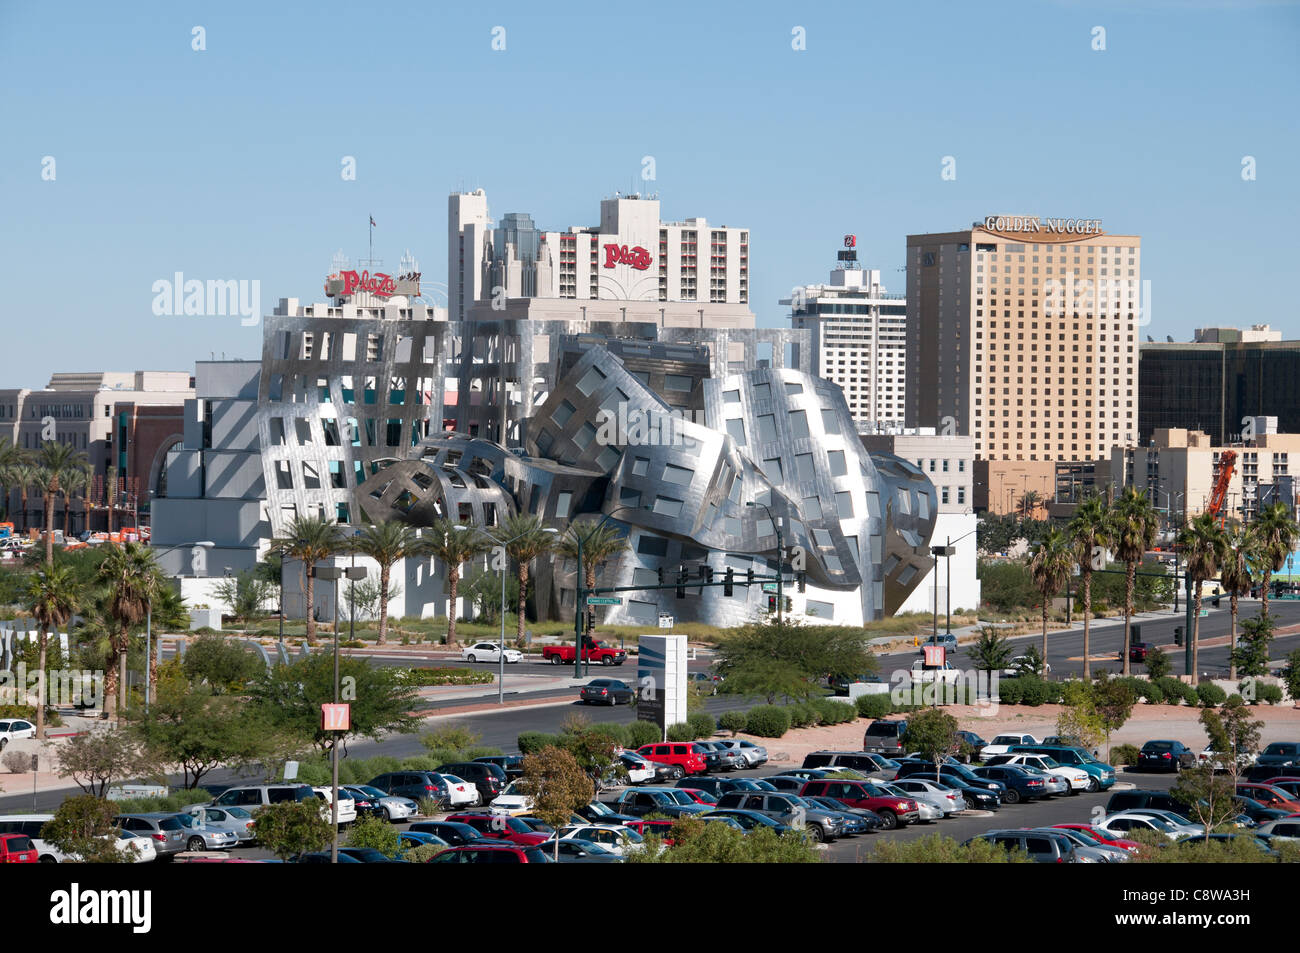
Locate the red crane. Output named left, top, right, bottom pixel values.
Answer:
left=1207, top=450, right=1236, bottom=525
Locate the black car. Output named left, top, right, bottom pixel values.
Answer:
left=940, top=777, right=1001, bottom=811
left=337, top=847, right=402, bottom=863
left=577, top=801, right=640, bottom=825
left=802, top=795, right=885, bottom=831
left=801, top=751, right=891, bottom=775
left=862, top=719, right=909, bottom=757
left=406, top=821, right=489, bottom=847
left=579, top=678, right=634, bottom=705
left=892, top=760, right=1006, bottom=799
left=954, top=731, right=988, bottom=763
left=1256, top=742, right=1300, bottom=771
left=436, top=761, right=508, bottom=802
left=672, top=776, right=761, bottom=798
left=969, top=765, right=1047, bottom=804
left=367, top=771, right=450, bottom=805
left=474, top=755, right=525, bottom=781
left=1105, top=789, right=1191, bottom=816
left=1233, top=796, right=1289, bottom=826
left=1137, top=740, right=1196, bottom=773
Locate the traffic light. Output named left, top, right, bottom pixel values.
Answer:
left=746, top=568, right=754, bottom=587
left=724, top=568, right=734, bottom=597
left=767, top=594, right=777, bottom=613
left=656, top=566, right=665, bottom=586
left=676, top=566, right=687, bottom=599
left=701, top=565, right=714, bottom=584
left=797, top=572, right=806, bottom=594
left=783, top=596, right=793, bottom=613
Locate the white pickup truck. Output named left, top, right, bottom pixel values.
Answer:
left=908, top=659, right=961, bottom=684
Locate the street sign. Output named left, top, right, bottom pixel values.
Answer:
left=923, top=645, right=946, bottom=667
left=587, top=596, right=622, bottom=606
left=321, top=703, right=351, bottom=731
left=762, top=583, right=778, bottom=593
left=284, top=761, right=299, bottom=780
left=658, top=613, right=674, bottom=629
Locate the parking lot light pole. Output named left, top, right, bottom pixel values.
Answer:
left=746, top=500, right=783, bottom=624
left=310, top=564, right=343, bottom=863
left=943, top=530, right=978, bottom=635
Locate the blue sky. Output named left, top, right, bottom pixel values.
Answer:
left=1, top=0, right=1297, bottom=388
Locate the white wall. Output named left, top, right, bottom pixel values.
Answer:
left=893, top=512, right=981, bottom=616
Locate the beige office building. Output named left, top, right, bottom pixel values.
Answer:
left=905, top=216, right=1141, bottom=512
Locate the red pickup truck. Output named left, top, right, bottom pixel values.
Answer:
left=542, top=638, right=627, bottom=666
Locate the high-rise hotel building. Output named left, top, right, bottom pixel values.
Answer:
left=905, top=216, right=1141, bottom=512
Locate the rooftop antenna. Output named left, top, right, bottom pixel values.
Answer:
left=399, top=249, right=419, bottom=275
left=331, top=249, right=349, bottom=274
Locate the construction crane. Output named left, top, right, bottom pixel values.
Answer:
left=1206, top=450, right=1236, bottom=526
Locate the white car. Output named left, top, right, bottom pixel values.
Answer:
left=1002, top=657, right=1052, bottom=677
left=1096, top=810, right=1204, bottom=841
left=1256, top=818, right=1300, bottom=845
left=0, top=719, right=36, bottom=750
left=887, top=778, right=965, bottom=816
left=986, top=753, right=1091, bottom=793
left=979, top=733, right=1043, bottom=760
left=908, top=659, right=961, bottom=684
left=116, top=831, right=157, bottom=863
left=1198, top=745, right=1257, bottom=772
left=489, top=781, right=535, bottom=815
left=617, top=752, right=657, bottom=785
left=556, top=825, right=646, bottom=856
left=439, top=774, right=480, bottom=808
left=461, top=642, right=523, bottom=664
left=311, top=787, right=357, bottom=825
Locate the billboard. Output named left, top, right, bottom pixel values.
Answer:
left=636, top=634, right=688, bottom=741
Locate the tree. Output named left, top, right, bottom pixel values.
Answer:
left=1055, top=681, right=1105, bottom=753
left=1013, top=644, right=1048, bottom=678
left=968, top=626, right=1013, bottom=688
left=1285, top=649, right=1300, bottom=709
left=95, top=542, right=166, bottom=719
left=422, top=518, right=491, bottom=646
left=346, top=815, right=401, bottom=858
left=494, top=513, right=556, bottom=646
left=352, top=520, right=421, bottom=644
left=1068, top=494, right=1111, bottom=678
left=901, top=708, right=959, bottom=784
left=557, top=520, right=629, bottom=636
left=1017, top=489, right=1041, bottom=519
left=1144, top=645, right=1172, bottom=680
left=715, top=618, right=876, bottom=704
left=564, top=729, right=622, bottom=785
left=514, top=746, right=594, bottom=861
left=54, top=727, right=156, bottom=798
left=7, top=462, right=36, bottom=533
left=1231, top=614, right=1273, bottom=679
left=1200, top=697, right=1262, bottom=785
left=1170, top=766, right=1241, bottom=841
left=271, top=516, right=344, bottom=645
left=1219, top=524, right=1259, bottom=681
left=1108, top=487, right=1159, bottom=676
left=1175, top=512, right=1230, bottom=685
left=211, top=570, right=275, bottom=624
left=60, top=466, right=87, bottom=539
left=34, top=441, right=88, bottom=565
left=349, top=576, right=403, bottom=622
left=182, top=634, right=266, bottom=693
left=23, top=564, right=80, bottom=739
left=0, top=438, right=26, bottom=525
left=868, top=832, right=1033, bottom=863
left=628, top=817, right=822, bottom=863
left=1028, top=527, right=1073, bottom=665
left=1250, top=501, right=1297, bottom=621
left=248, top=651, right=420, bottom=753
left=1091, top=674, right=1136, bottom=762
left=40, top=795, right=121, bottom=863
left=252, top=800, right=332, bottom=860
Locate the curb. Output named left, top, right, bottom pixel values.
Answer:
left=1110, top=781, right=1137, bottom=791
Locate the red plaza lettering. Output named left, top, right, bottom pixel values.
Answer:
left=602, top=244, right=652, bottom=270
left=339, top=269, right=397, bottom=297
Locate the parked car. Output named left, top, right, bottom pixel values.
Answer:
left=113, top=814, right=188, bottom=859
left=1051, top=823, right=1141, bottom=853
left=892, top=760, right=1008, bottom=800
left=1095, top=810, right=1203, bottom=841
left=473, top=755, right=526, bottom=781
left=556, top=824, right=646, bottom=856
left=1256, top=742, right=1300, bottom=772
left=461, top=641, right=523, bottom=664
left=406, top=821, right=490, bottom=847
left=1106, top=789, right=1193, bottom=816
left=426, top=844, right=551, bottom=863
left=550, top=839, right=622, bottom=863
left=0, top=833, right=37, bottom=863
left=1260, top=776, right=1300, bottom=800
left=1031, top=826, right=1129, bottom=862
left=212, top=782, right=331, bottom=816
left=1255, top=818, right=1300, bottom=845
left=397, top=831, right=449, bottom=855
left=368, top=771, right=451, bottom=806
left=617, top=752, right=658, bottom=785
left=310, top=787, right=357, bottom=826
left=887, top=778, right=965, bottom=816
left=673, top=776, right=767, bottom=799
left=576, top=801, right=639, bottom=825
left=1198, top=745, right=1257, bottom=772
left=970, top=765, right=1048, bottom=803
left=622, top=818, right=678, bottom=841
left=337, top=847, right=403, bottom=863
left=985, top=753, right=1090, bottom=793
left=711, top=791, right=845, bottom=842
left=636, top=742, right=708, bottom=776
left=1232, top=795, right=1289, bottom=826
left=801, top=751, right=892, bottom=777
left=980, top=733, right=1043, bottom=759
left=955, top=731, right=988, bottom=763
left=613, top=787, right=713, bottom=818
left=116, top=831, right=157, bottom=863
left=674, top=788, right=719, bottom=806
left=0, top=719, right=35, bottom=750
left=340, top=784, right=418, bottom=822
left=444, top=813, right=551, bottom=847
left=1008, top=744, right=1115, bottom=791
left=938, top=777, right=1002, bottom=811
left=294, top=851, right=363, bottom=863
left=1236, top=782, right=1300, bottom=813
left=801, top=796, right=885, bottom=832
left=701, top=808, right=795, bottom=835
left=183, top=806, right=256, bottom=844
left=862, top=719, right=909, bottom=757
left=965, top=829, right=1081, bottom=863
left=798, top=778, right=921, bottom=830
left=1127, top=642, right=1150, bottom=663
left=693, top=740, right=746, bottom=771
left=712, top=739, right=768, bottom=768
left=688, top=671, right=721, bottom=694
left=436, top=762, right=508, bottom=803
left=1137, top=740, right=1197, bottom=772
left=579, top=678, right=635, bottom=705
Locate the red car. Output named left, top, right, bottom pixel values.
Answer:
left=1261, top=777, right=1300, bottom=800
left=798, top=779, right=920, bottom=830
left=1236, top=783, right=1300, bottom=813
left=0, top=833, right=37, bottom=864
left=1051, top=823, right=1141, bottom=853
left=445, top=813, right=550, bottom=847
left=676, top=788, right=719, bottom=806
left=622, top=818, right=677, bottom=843
left=636, top=742, right=708, bottom=776
left=427, top=844, right=551, bottom=863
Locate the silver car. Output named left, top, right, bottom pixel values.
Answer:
left=887, top=778, right=965, bottom=816
left=173, top=811, right=239, bottom=851
left=1036, top=826, right=1131, bottom=863
left=878, top=783, right=944, bottom=821
left=714, top=739, right=768, bottom=767
left=1013, top=765, right=1070, bottom=797
left=184, top=805, right=257, bottom=843
left=342, top=784, right=419, bottom=822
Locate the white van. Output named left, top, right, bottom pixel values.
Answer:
left=0, top=814, right=65, bottom=862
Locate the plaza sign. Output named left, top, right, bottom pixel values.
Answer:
left=603, top=243, right=652, bottom=270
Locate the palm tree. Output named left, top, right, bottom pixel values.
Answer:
left=1175, top=512, right=1230, bottom=685
left=1250, top=501, right=1298, bottom=620
left=1017, top=490, right=1041, bottom=519
left=351, top=520, right=420, bottom=644
left=9, top=462, right=36, bottom=533
left=1108, top=486, right=1160, bottom=676
left=24, top=565, right=81, bottom=739
left=494, top=514, right=557, bottom=646
left=0, top=438, right=26, bottom=524
left=60, top=466, right=87, bottom=539
left=1068, top=494, right=1111, bottom=679
left=557, top=521, right=630, bottom=637
left=1028, top=527, right=1073, bottom=665
left=423, top=518, right=491, bottom=646
left=95, top=542, right=166, bottom=720
left=271, top=516, right=344, bottom=645
left=35, top=441, right=88, bottom=565
left=1219, top=523, right=1259, bottom=682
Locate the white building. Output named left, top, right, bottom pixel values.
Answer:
left=784, top=238, right=907, bottom=425
left=860, top=429, right=981, bottom=615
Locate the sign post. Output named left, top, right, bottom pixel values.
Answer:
left=637, top=635, right=687, bottom=742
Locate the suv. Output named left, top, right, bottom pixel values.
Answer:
left=1008, top=744, right=1115, bottom=791
left=367, top=772, right=452, bottom=805
left=967, top=829, right=1081, bottom=863
left=437, top=762, right=508, bottom=803
left=636, top=743, right=708, bottom=776
left=862, top=720, right=909, bottom=757
left=474, top=755, right=525, bottom=781
left=114, top=814, right=188, bottom=859
left=801, top=751, right=891, bottom=776
left=712, top=792, right=844, bottom=843
left=0, top=833, right=37, bottom=863
left=613, top=787, right=713, bottom=818
left=798, top=778, right=920, bottom=830
left=212, top=783, right=320, bottom=811
left=1105, top=789, right=1191, bottom=817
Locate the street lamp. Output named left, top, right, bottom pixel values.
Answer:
left=745, top=500, right=784, bottom=624
left=942, top=528, right=979, bottom=635
left=145, top=540, right=214, bottom=713
left=309, top=563, right=344, bottom=864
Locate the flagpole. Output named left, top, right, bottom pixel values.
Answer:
left=369, top=216, right=373, bottom=265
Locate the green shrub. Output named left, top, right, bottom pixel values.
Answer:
left=397, top=667, right=494, bottom=686
left=0, top=705, right=39, bottom=721
left=1138, top=682, right=1165, bottom=705
left=518, top=731, right=563, bottom=755
left=666, top=722, right=695, bottom=742
left=1016, top=677, right=1051, bottom=706
left=397, top=756, right=442, bottom=773
left=687, top=711, right=717, bottom=739
left=855, top=693, right=893, bottom=719
left=787, top=703, right=819, bottom=729
left=996, top=678, right=1023, bottom=705
left=744, top=705, right=792, bottom=738
left=346, top=815, right=400, bottom=858
left=1197, top=682, right=1228, bottom=707
left=1110, top=743, right=1141, bottom=766
left=1154, top=676, right=1197, bottom=706
left=416, top=797, right=442, bottom=817
left=812, top=699, right=856, bottom=725
left=402, top=843, right=444, bottom=863
left=1256, top=683, right=1284, bottom=706
left=585, top=722, right=631, bottom=747
left=718, top=711, right=748, bottom=736
left=624, top=720, right=663, bottom=749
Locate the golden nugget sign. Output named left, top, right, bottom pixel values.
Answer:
left=980, top=215, right=1103, bottom=236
